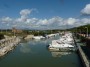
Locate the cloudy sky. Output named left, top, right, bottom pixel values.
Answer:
left=0, top=0, right=90, bottom=30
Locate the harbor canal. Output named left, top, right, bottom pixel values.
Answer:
left=0, top=35, right=83, bottom=67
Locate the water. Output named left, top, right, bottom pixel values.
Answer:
left=0, top=36, right=82, bottom=67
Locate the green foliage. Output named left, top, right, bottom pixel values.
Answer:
left=69, top=24, right=90, bottom=34
left=0, top=34, right=4, bottom=40
left=0, top=29, right=62, bottom=37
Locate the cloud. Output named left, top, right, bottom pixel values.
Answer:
left=0, top=17, right=12, bottom=23
left=20, top=9, right=32, bottom=16
left=81, top=4, right=90, bottom=15
left=16, top=9, right=32, bottom=23
left=36, top=19, right=48, bottom=26
left=26, top=17, right=80, bottom=29
left=81, top=18, right=90, bottom=24
left=66, top=18, right=77, bottom=25
left=36, top=16, right=63, bottom=27
left=1, top=8, right=90, bottom=29
left=1, top=16, right=90, bottom=29
left=26, top=18, right=38, bottom=24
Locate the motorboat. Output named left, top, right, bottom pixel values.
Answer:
left=48, top=40, right=74, bottom=51
left=33, top=36, right=45, bottom=40
left=47, top=32, right=76, bottom=51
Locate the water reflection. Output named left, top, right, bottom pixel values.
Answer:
left=50, top=51, right=71, bottom=57
left=19, top=40, right=48, bottom=53
left=20, top=43, right=31, bottom=53
left=28, top=40, right=48, bottom=45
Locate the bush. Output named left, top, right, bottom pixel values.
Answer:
left=0, top=34, right=4, bottom=40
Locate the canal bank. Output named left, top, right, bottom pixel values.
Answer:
left=0, top=35, right=83, bottom=67
left=0, top=36, right=21, bottom=57
left=73, top=34, right=90, bottom=67
left=77, top=44, right=90, bottom=67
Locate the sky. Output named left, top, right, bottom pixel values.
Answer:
left=0, top=0, right=90, bottom=30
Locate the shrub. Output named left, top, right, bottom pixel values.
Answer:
left=0, top=34, right=4, bottom=40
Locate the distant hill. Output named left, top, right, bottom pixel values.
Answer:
left=70, top=24, right=90, bottom=34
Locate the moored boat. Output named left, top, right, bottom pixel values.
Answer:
left=47, top=32, right=76, bottom=52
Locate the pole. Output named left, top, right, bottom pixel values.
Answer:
left=87, top=27, right=88, bottom=37
left=76, top=28, right=77, bottom=36
left=6, top=29, right=7, bottom=34
left=85, top=27, right=88, bottom=37
left=79, top=29, right=81, bottom=39
left=14, top=31, right=15, bottom=36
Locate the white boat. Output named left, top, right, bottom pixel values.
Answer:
left=46, top=33, right=58, bottom=38
left=49, top=40, right=74, bottom=48
left=33, top=36, right=45, bottom=40
left=58, top=37, right=74, bottom=44
left=49, top=41, right=74, bottom=50
left=48, top=44, right=75, bottom=52
left=48, top=32, right=76, bottom=51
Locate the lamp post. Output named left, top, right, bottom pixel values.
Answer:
left=14, top=30, right=15, bottom=36
left=6, top=24, right=9, bottom=35
left=79, top=29, right=81, bottom=39
left=12, top=27, right=15, bottom=36
left=85, top=27, right=88, bottom=37
left=80, top=29, right=81, bottom=34
left=6, top=29, right=7, bottom=34
left=75, top=28, right=77, bottom=36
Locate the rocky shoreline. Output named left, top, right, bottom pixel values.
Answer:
left=0, top=37, right=21, bottom=57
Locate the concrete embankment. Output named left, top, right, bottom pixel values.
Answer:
left=0, top=37, right=20, bottom=57
left=77, top=44, right=90, bottom=67
left=73, top=35, right=90, bottom=67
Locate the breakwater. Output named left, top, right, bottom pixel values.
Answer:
left=0, top=36, right=20, bottom=56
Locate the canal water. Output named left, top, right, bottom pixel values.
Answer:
left=0, top=35, right=82, bottom=67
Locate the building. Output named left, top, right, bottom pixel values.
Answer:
left=12, top=27, right=23, bottom=34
